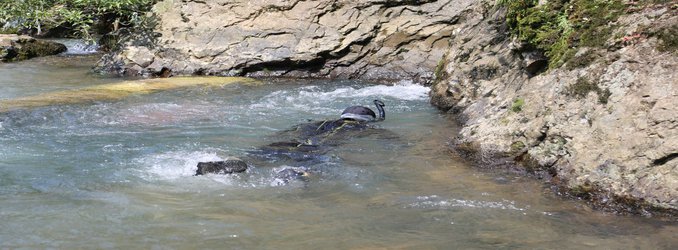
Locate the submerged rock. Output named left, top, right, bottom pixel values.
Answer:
left=271, top=167, right=311, bottom=186
left=251, top=118, right=393, bottom=163
left=0, top=34, right=66, bottom=62
left=195, top=158, right=248, bottom=175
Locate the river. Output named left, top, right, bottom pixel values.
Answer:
left=0, top=54, right=676, bottom=248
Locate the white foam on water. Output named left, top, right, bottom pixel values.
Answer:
left=135, top=150, right=223, bottom=181
left=406, top=195, right=527, bottom=212
left=50, top=39, right=100, bottom=55
left=301, top=80, right=430, bottom=101
left=268, top=166, right=309, bottom=187
left=251, top=81, right=430, bottom=116
left=250, top=89, right=335, bottom=116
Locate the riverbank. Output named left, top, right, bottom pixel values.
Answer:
left=93, top=0, right=677, bottom=216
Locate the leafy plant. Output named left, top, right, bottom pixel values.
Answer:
left=0, top=0, right=155, bottom=40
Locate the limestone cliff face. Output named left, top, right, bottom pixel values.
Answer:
left=97, top=0, right=478, bottom=82
left=431, top=2, right=677, bottom=214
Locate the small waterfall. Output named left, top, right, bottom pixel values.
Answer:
left=49, top=39, right=100, bottom=55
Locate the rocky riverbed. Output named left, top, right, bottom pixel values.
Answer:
left=96, top=0, right=677, bottom=216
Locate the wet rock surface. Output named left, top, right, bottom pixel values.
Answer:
left=0, top=34, right=67, bottom=62
left=195, top=158, right=249, bottom=175
left=429, top=3, right=677, bottom=215
left=95, top=0, right=476, bottom=82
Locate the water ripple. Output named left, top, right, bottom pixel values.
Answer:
left=404, top=195, right=527, bottom=212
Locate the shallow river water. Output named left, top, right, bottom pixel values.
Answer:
left=1, top=55, right=676, bottom=249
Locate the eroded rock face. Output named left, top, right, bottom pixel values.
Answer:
left=430, top=3, right=677, bottom=215
left=0, top=34, right=67, bottom=62
left=96, top=0, right=476, bottom=81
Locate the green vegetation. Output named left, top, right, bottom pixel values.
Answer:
left=566, top=77, right=611, bottom=104
left=510, top=141, right=526, bottom=152
left=432, top=53, right=449, bottom=86
left=565, top=49, right=599, bottom=70
left=569, top=183, right=595, bottom=198
left=656, top=24, right=677, bottom=52
left=511, top=98, right=525, bottom=112
left=503, top=0, right=624, bottom=69
left=0, top=0, right=155, bottom=40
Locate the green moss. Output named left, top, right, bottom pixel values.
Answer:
left=597, top=88, right=611, bottom=104
left=566, top=77, right=611, bottom=104
left=511, top=98, right=525, bottom=112
left=0, top=48, right=8, bottom=61
left=656, top=25, right=677, bottom=52
left=510, top=141, right=526, bottom=152
left=504, top=0, right=625, bottom=69
left=500, top=117, right=510, bottom=125
left=565, top=50, right=599, bottom=70
left=569, top=183, right=595, bottom=199
left=432, top=54, right=449, bottom=85
left=12, top=40, right=67, bottom=61
left=568, top=77, right=597, bottom=98
left=0, top=27, right=19, bottom=34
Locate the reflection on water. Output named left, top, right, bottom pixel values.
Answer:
left=0, top=56, right=676, bottom=249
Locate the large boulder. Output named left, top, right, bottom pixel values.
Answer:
left=0, top=34, right=67, bottom=62
left=95, top=0, right=476, bottom=82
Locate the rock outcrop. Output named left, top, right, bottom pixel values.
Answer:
left=0, top=34, right=67, bottom=62
left=430, top=2, right=677, bottom=215
left=95, top=0, right=477, bottom=81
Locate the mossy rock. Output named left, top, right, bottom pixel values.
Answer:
left=0, top=35, right=67, bottom=62
left=511, top=98, right=525, bottom=112
left=15, top=38, right=67, bottom=61
left=565, top=48, right=600, bottom=70
left=566, top=77, right=611, bottom=104
left=656, top=24, right=677, bottom=53
left=510, top=141, right=526, bottom=153
left=505, top=0, right=625, bottom=70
